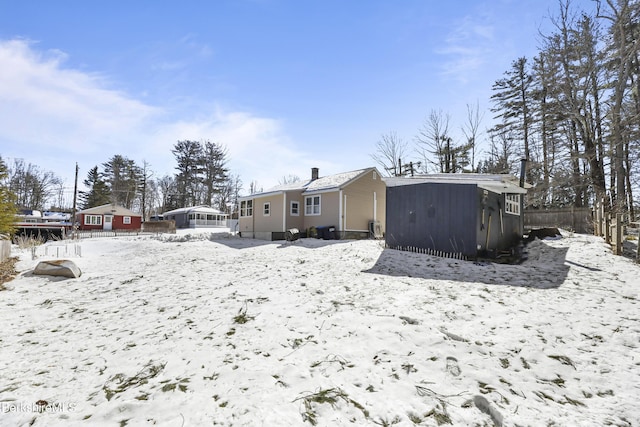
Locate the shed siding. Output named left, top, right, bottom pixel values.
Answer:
left=386, top=182, right=477, bottom=257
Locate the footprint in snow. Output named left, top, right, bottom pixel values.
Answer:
left=446, top=356, right=461, bottom=376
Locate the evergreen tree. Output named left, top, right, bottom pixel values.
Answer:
left=79, top=166, right=111, bottom=209
left=201, top=141, right=229, bottom=207
left=172, top=140, right=203, bottom=207
left=102, top=155, right=141, bottom=210
left=490, top=57, right=535, bottom=180
left=0, top=157, right=17, bottom=237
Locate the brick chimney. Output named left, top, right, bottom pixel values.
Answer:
left=311, top=167, right=319, bottom=181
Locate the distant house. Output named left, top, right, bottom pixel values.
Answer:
left=385, top=174, right=527, bottom=258
left=238, top=167, right=386, bottom=240
left=77, top=204, right=142, bottom=231
left=161, top=205, right=228, bottom=229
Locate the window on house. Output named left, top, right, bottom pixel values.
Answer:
left=123, top=216, right=131, bottom=224
left=263, top=202, right=270, bottom=216
left=373, top=171, right=378, bottom=180
left=305, top=195, right=321, bottom=215
left=84, top=215, right=102, bottom=225
left=240, top=200, right=253, bottom=217
left=505, top=194, right=520, bottom=215
left=290, top=201, right=300, bottom=216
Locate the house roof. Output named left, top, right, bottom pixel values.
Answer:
left=161, top=205, right=228, bottom=216
left=239, top=167, right=378, bottom=200
left=78, top=204, right=141, bottom=216
left=384, top=173, right=528, bottom=194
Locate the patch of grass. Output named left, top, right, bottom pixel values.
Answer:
left=373, top=415, right=402, bottom=426
left=401, top=363, right=417, bottom=374
left=288, top=335, right=317, bottom=349
left=478, top=382, right=495, bottom=394
left=14, top=235, right=45, bottom=249
left=548, top=355, right=576, bottom=369
left=160, top=377, right=189, bottom=393
left=203, top=372, right=219, bottom=381
left=520, top=357, right=531, bottom=369
left=310, top=354, right=353, bottom=370
left=562, top=395, right=585, bottom=406
left=407, top=412, right=422, bottom=424
left=103, top=361, right=166, bottom=401
left=425, top=402, right=452, bottom=425
left=294, top=388, right=369, bottom=425
left=499, top=358, right=510, bottom=368
left=233, top=305, right=255, bottom=324
left=534, top=390, right=556, bottom=402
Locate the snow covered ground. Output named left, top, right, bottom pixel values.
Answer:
left=0, top=230, right=638, bottom=426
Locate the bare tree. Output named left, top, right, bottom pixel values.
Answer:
left=7, top=159, right=61, bottom=211
left=462, top=101, right=484, bottom=172
left=416, top=110, right=470, bottom=173
left=597, top=0, right=640, bottom=212
left=370, top=131, right=409, bottom=177
left=416, top=110, right=450, bottom=173
left=279, top=175, right=301, bottom=185
left=249, top=181, right=262, bottom=194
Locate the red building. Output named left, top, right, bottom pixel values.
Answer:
left=77, top=204, right=142, bottom=231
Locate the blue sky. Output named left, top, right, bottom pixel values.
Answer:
left=0, top=0, right=584, bottom=201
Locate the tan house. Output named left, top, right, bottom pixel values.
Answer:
left=238, top=167, right=386, bottom=240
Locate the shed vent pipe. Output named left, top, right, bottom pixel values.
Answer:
left=519, top=159, right=527, bottom=188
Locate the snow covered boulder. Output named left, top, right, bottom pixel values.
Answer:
left=33, top=260, right=82, bottom=279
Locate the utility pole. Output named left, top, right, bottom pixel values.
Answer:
left=72, top=162, right=79, bottom=232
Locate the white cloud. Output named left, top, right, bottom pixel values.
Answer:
left=436, top=14, right=497, bottom=83
left=0, top=39, right=311, bottom=195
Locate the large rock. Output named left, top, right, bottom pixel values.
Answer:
left=33, top=260, right=82, bottom=279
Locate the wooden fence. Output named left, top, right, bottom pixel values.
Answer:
left=524, top=207, right=592, bottom=233
left=592, top=199, right=639, bottom=260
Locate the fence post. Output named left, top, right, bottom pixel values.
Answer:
left=614, top=213, right=623, bottom=256
left=605, top=213, right=611, bottom=244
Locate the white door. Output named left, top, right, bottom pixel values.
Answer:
left=103, top=215, right=113, bottom=230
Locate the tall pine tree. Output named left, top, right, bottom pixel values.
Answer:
left=79, top=166, right=111, bottom=209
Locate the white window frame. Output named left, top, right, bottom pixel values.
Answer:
left=305, top=195, right=321, bottom=216
left=290, top=201, right=300, bottom=216
left=84, top=214, right=102, bottom=225
left=240, top=200, right=253, bottom=217
left=505, top=194, right=520, bottom=215
left=123, top=216, right=131, bottom=224
left=263, top=202, right=270, bottom=216
left=373, top=170, right=378, bottom=180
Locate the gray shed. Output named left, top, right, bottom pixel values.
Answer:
left=385, top=174, right=528, bottom=259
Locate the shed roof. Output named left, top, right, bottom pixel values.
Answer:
left=162, top=205, right=227, bottom=216
left=78, top=204, right=141, bottom=217
left=384, top=174, right=528, bottom=194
